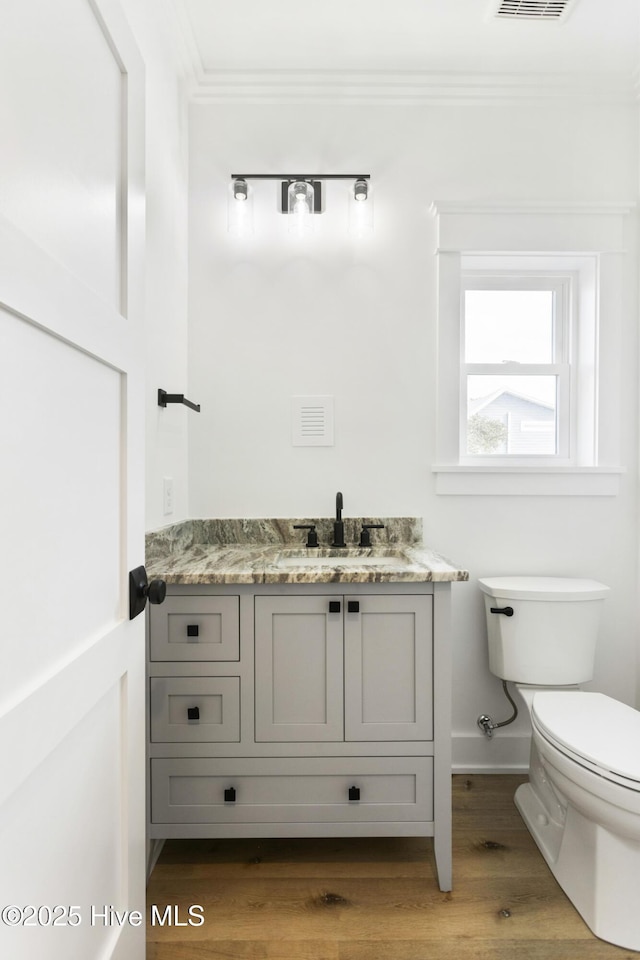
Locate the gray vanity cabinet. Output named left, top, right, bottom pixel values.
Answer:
left=254, top=593, right=432, bottom=743
left=148, top=581, right=453, bottom=892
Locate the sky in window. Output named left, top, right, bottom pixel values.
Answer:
left=465, top=289, right=556, bottom=405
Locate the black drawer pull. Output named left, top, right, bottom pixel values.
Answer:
left=187, top=706, right=200, bottom=721
left=329, top=601, right=341, bottom=613
left=187, top=624, right=200, bottom=637
left=347, top=601, right=360, bottom=613
left=348, top=786, right=360, bottom=801
left=490, top=606, right=514, bottom=617
left=224, top=787, right=236, bottom=803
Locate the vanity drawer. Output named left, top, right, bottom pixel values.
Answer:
left=151, top=757, right=433, bottom=824
left=149, top=595, right=239, bottom=661
left=150, top=677, right=240, bottom=743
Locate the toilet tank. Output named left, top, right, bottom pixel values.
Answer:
left=478, top=577, right=609, bottom=685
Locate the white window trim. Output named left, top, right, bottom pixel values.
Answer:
left=430, top=200, right=632, bottom=496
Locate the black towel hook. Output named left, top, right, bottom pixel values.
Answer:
left=158, top=388, right=201, bottom=413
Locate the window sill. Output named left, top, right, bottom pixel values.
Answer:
left=432, top=465, right=623, bottom=496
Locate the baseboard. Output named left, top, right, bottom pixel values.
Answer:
left=452, top=733, right=530, bottom=774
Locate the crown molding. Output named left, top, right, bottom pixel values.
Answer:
left=168, top=0, right=205, bottom=89
left=430, top=200, right=637, bottom=217
left=184, top=69, right=637, bottom=106
left=169, top=2, right=639, bottom=107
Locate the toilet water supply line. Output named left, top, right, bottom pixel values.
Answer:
left=477, top=681, right=519, bottom=739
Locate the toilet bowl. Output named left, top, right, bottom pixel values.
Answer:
left=479, top=576, right=640, bottom=952
left=517, top=690, right=640, bottom=951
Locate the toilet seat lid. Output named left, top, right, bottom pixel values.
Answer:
left=532, top=691, right=640, bottom=787
left=478, top=576, right=609, bottom=601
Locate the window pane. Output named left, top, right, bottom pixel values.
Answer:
left=464, top=290, right=554, bottom=363
left=467, top=375, right=557, bottom=455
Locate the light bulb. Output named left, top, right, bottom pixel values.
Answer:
left=288, top=181, right=314, bottom=236
left=228, top=179, right=253, bottom=236
left=233, top=178, right=248, bottom=200
left=354, top=179, right=368, bottom=201
left=348, top=179, right=373, bottom=237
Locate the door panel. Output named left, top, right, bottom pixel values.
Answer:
left=0, top=0, right=124, bottom=309
left=1, top=310, right=122, bottom=700
left=344, top=595, right=433, bottom=741
left=255, top=596, right=344, bottom=741
left=0, top=685, right=124, bottom=959
left=0, top=1, right=145, bottom=958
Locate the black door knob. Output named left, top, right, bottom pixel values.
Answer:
left=129, top=565, right=167, bottom=620
left=147, top=579, right=167, bottom=605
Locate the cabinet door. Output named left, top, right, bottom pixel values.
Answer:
left=344, top=595, right=433, bottom=741
left=255, top=596, right=344, bottom=741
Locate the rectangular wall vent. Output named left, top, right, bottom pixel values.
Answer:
left=492, top=0, right=576, bottom=20
left=292, top=395, right=334, bottom=447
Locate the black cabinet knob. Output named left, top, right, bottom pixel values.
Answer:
left=347, top=601, right=360, bottom=613
left=187, top=624, right=200, bottom=637
left=187, top=707, right=200, bottom=721
left=224, top=787, right=236, bottom=803
left=348, top=786, right=360, bottom=801
left=329, top=601, right=341, bottom=613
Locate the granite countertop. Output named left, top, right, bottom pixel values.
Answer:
left=146, top=518, right=469, bottom=585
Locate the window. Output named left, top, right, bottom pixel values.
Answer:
left=461, top=274, right=572, bottom=462
left=430, top=200, right=629, bottom=496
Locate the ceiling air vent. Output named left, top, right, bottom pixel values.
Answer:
left=492, top=0, right=576, bottom=21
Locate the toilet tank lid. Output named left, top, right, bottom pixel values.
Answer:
left=532, top=691, right=640, bottom=784
left=478, top=576, right=610, bottom=601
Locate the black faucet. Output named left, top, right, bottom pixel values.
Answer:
left=332, top=491, right=346, bottom=547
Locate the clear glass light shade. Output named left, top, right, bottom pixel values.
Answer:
left=288, top=180, right=314, bottom=236
left=348, top=179, right=373, bottom=237
left=227, top=179, right=254, bottom=237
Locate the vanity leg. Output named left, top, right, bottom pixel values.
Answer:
left=433, top=583, right=453, bottom=891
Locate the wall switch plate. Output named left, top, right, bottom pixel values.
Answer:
left=163, top=477, right=174, bottom=515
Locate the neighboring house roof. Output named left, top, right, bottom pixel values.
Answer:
left=469, top=389, right=555, bottom=416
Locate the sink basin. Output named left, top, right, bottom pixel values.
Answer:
left=275, top=548, right=408, bottom=568
left=277, top=555, right=405, bottom=568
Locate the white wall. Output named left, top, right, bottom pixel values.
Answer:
left=187, top=99, right=639, bottom=769
left=121, top=0, right=191, bottom=531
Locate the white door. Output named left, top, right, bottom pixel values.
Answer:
left=0, top=1, right=146, bottom=958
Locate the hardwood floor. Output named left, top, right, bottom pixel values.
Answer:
left=146, top=774, right=636, bottom=959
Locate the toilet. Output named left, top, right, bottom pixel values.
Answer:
left=479, top=576, right=640, bottom=952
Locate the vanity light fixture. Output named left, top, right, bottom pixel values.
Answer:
left=228, top=174, right=372, bottom=237
left=228, top=177, right=254, bottom=236
left=348, top=177, right=374, bottom=236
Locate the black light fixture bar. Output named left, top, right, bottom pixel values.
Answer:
left=232, top=174, right=370, bottom=181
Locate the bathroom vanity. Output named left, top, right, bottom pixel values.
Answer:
left=145, top=518, right=468, bottom=891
